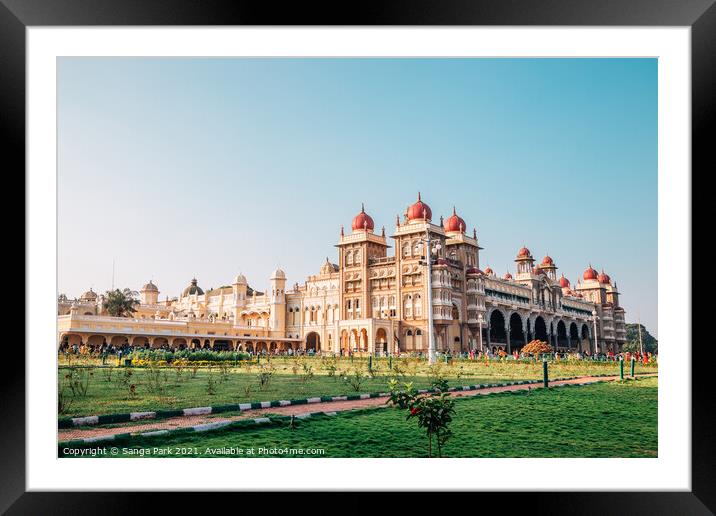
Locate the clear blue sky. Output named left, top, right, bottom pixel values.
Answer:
left=58, top=58, right=657, bottom=336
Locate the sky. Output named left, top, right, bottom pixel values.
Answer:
left=58, top=58, right=658, bottom=336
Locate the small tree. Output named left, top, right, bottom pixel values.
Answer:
left=388, top=379, right=456, bottom=457
left=103, top=288, right=140, bottom=317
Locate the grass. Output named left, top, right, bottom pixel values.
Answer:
left=60, top=376, right=657, bottom=458
left=57, top=356, right=657, bottom=418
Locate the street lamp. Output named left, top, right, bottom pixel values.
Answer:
left=420, top=229, right=442, bottom=364
left=477, top=313, right=484, bottom=353
left=591, top=310, right=599, bottom=355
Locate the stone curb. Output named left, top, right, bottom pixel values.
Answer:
left=57, top=375, right=653, bottom=451
left=57, top=408, right=388, bottom=450
left=58, top=372, right=655, bottom=429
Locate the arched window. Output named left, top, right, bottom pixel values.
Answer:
left=403, top=244, right=410, bottom=257
left=346, top=252, right=353, bottom=266
left=415, top=328, right=423, bottom=349
left=414, top=294, right=422, bottom=317
left=406, top=329, right=414, bottom=350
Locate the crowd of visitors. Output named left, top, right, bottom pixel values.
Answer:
left=59, top=340, right=656, bottom=364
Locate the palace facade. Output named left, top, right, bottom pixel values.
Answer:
left=58, top=194, right=627, bottom=354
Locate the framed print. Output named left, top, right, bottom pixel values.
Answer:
left=5, top=0, right=713, bottom=512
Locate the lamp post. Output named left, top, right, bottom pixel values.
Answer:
left=421, top=229, right=441, bottom=364
left=477, top=313, right=484, bottom=353
left=591, top=310, right=599, bottom=355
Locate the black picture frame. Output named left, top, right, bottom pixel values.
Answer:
left=4, top=0, right=711, bottom=512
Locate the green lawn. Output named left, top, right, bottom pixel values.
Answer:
left=61, top=377, right=658, bottom=458
left=58, top=357, right=656, bottom=418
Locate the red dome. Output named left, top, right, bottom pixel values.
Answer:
left=542, top=255, right=554, bottom=265
left=598, top=270, right=611, bottom=284
left=559, top=274, right=570, bottom=288
left=583, top=265, right=598, bottom=280
left=503, top=271, right=513, bottom=280
left=351, top=204, right=374, bottom=232
left=517, top=246, right=532, bottom=258
left=466, top=267, right=483, bottom=275
left=484, top=267, right=494, bottom=275
left=407, top=192, right=432, bottom=221
left=443, top=207, right=466, bottom=233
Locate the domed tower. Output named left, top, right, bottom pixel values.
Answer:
left=182, top=278, right=204, bottom=297
left=558, top=273, right=571, bottom=292
left=268, top=268, right=287, bottom=333
left=140, top=281, right=159, bottom=305
left=406, top=192, right=432, bottom=223
left=338, top=204, right=388, bottom=324
left=232, top=272, right=248, bottom=321
left=351, top=203, right=375, bottom=233
left=514, top=246, right=535, bottom=276
left=443, top=207, right=466, bottom=235
left=443, top=207, right=480, bottom=264
left=80, top=288, right=98, bottom=303
left=599, top=270, right=621, bottom=307
left=575, top=264, right=607, bottom=304
left=539, top=255, right=558, bottom=280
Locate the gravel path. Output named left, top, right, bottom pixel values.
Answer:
left=58, top=373, right=657, bottom=442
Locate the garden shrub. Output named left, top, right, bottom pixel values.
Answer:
left=522, top=340, right=553, bottom=355
left=387, top=378, right=456, bottom=458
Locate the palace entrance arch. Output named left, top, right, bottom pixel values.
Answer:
left=306, top=332, right=320, bottom=352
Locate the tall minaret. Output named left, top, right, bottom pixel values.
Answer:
left=269, top=268, right=286, bottom=333
left=514, top=246, right=535, bottom=276
left=232, top=272, right=248, bottom=324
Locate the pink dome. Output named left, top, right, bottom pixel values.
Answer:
left=598, top=270, right=611, bottom=284
left=583, top=265, right=598, bottom=281
left=407, top=192, right=432, bottom=221
left=559, top=274, right=570, bottom=288
left=443, top=207, right=466, bottom=233
left=351, top=204, right=374, bottom=232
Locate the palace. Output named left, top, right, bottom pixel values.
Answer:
left=58, top=194, right=627, bottom=354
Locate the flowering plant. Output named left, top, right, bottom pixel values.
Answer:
left=522, top=339, right=552, bottom=355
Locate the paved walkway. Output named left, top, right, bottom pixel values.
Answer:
left=58, top=373, right=657, bottom=442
